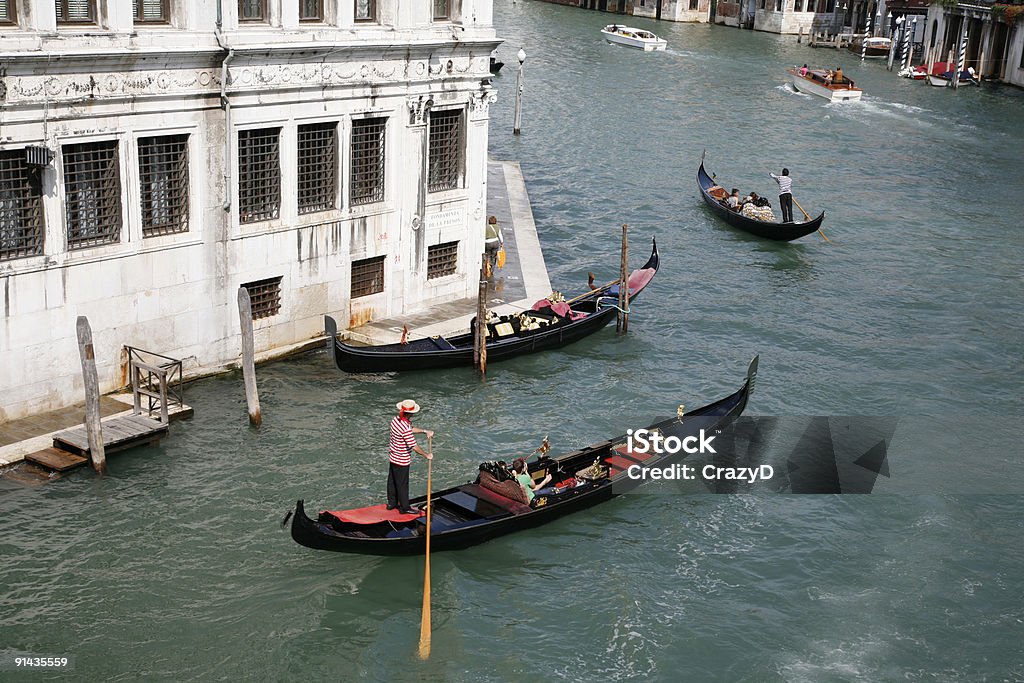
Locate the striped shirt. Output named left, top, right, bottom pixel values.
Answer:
left=770, top=173, right=792, bottom=195
left=389, top=415, right=417, bottom=466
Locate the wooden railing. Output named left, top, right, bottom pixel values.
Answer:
left=125, top=347, right=184, bottom=425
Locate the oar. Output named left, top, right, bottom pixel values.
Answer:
left=792, top=196, right=830, bottom=243
left=418, top=435, right=433, bottom=660
left=565, top=278, right=622, bottom=306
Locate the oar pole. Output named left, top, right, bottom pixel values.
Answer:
left=418, top=435, right=433, bottom=660
left=792, top=196, right=830, bottom=243
left=565, top=278, right=621, bottom=306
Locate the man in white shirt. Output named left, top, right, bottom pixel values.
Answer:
left=770, top=168, right=794, bottom=223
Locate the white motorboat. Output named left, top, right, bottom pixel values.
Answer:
left=600, top=24, right=667, bottom=51
left=787, top=68, right=863, bottom=102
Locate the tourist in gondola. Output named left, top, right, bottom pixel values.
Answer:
left=727, top=188, right=740, bottom=211
left=769, top=168, right=794, bottom=223
left=387, top=399, right=434, bottom=514
left=512, top=458, right=552, bottom=505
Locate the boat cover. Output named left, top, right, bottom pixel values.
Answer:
left=324, top=504, right=423, bottom=525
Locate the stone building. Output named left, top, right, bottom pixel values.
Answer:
left=0, top=0, right=499, bottom=422
left=922, top=1, right=1024, bottom=85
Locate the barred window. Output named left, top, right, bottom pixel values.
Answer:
left=433, top=0, right=449, bottom=20
left=297, top=122, right=337, bottom=214
left=1, top=0, right=16, bottom=24
left=243, top=276, right=282, bottom=319
left=139, top=134, right=189, bottom=237
left=427, top=241, right=458, bottom=280
left=428, top=109, right=464, bottom=193
left=350, top=118, right=386, bottom=206
left=299, top=0, right=322, bottom=21
left=63, top=140, right=122, bottom=250
left=133, top=0, right=168, bottom=23
left=238, top=128, right=281, bottom=224
left=0, top=150, right=44, bottom=261
left=351, top=256, right=385, bottom=298
left=690, top=0, right=699, bottom=9
left=354, top=0, right=376, bottom=22
left=55, top=0, right=95, bottom=23
left=238, top=0, right=265, bottom=21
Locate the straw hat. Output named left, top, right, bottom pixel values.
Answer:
left=396, top=399, right=421, bottom=414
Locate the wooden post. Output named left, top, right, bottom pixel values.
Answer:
left=76, top=316, right=106, bottom=475
left=474, top=254, right=488, bottom=375
left=798, top=25, right=803, bottom=44
left=237, top=287, right=262, bottom=427
left=617, top=224, right=629, bottom=334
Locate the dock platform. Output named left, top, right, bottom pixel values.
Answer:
left=53, top=413, right=170, bottom=457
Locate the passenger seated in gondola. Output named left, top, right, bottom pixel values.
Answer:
left=512, top=458, right=553, bottom=506
left=739, top=191, right=758, bottom=208
left=726, top=188, right=740, bottom=211
left=740, top=195, right=776, bottom=222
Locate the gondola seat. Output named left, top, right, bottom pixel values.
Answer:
left=429, top=336, right=456, bottom=350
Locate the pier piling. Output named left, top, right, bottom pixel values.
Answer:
left=76, top=316, right=107, bottom=475
left=617, top=224, right=629, bottom=334
left=237, top=287, right=262, bottom=427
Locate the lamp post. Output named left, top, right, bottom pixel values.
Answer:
left=513, top=48, right=526, bottom=136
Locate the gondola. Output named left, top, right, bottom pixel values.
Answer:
left=697, top=161, right=826, bottom=242
left=327, top=239, right=660, bottom=373
left=289, top=356, right=758, bottom=555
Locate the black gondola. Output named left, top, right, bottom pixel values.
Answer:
left=289, top=356, right=758, bottom=555
left=327, top=238, right=660, bottom=373
left=489, top=56, right=504, bottom=74
left=697, top=161, right=825, bottom=241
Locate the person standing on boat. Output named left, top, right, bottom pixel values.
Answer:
left=770, top=168, right=794, bottom=223
left=387, top=399, right=434, bottom=514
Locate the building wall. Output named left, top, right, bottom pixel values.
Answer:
left=633, top=0, right=713, bottom=23
left=0, top=0, right=499, bottom=421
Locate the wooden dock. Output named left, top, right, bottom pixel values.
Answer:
left=52, top=414, right=170, bottom=457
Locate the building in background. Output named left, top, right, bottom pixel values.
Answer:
left=923, top=1, right=1024, bottom=85
left=0, top=0, right=499, bottom=421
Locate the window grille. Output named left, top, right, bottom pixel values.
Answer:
left=354, top=0, right=376, bottom=22
left=428, top=110, right=463, bottom=193
left=427, top=241, right=458, bottom=280
left=299, top=0, right=322, bottom=21
left=55, top=0, right=95, bottom=23
left=62, top=140, right=122, bottom=250
left=351, top=256, right=385, bottom=298
left=0, top=150, right=44, bottom=261
left=243, top=276, right=282, bottom=320
left=139, top=134, right=189, bottom=237
left=0, top=0, right=16, bottom=24
left=238, top=128, right=281, bottom=224
left=133, top=0, right=168, bottom=22
left=433, top=0, right=449, bottom=20
left=238, top=0, right=265, bottom=21
left=297, top=122, right=337, bottom=214
left=350, top=118, right=386, bottom=206
left=689, top=0, right=698, bottom=9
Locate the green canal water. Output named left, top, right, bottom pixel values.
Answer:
left=2, top=2, right=1023, bottom=680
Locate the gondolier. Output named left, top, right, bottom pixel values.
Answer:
left=770, top=168, right=794, bottom=223
left=387, top=399, right=434, bottom=514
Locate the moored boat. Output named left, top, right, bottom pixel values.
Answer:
left=787, top=67, right=863, bottom=102
left=926, top=69, right=978, bottom=87
left=697, top=160, right=825, bottom=242
left=289, top=356, right=758, bottom=555
left=848, top=36, right=892, bottom=58
left=600, top=24, right=667, bottom=51
left=328, top=239, right=660, bottom=373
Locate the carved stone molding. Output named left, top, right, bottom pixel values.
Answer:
left=5, top=69, right=221, bottom=104
left=469, top=89, right=497, bottom=120
left=406, top=95, right=433, bottom=126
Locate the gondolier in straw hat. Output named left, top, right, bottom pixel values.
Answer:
left=387, top=399, right=434, bottom=514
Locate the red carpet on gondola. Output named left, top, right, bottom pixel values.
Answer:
left=324, top=504, right=423, bottom=525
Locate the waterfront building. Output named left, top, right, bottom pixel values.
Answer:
left=0, top=0, right=499, bottom=422
left=922, top=1, right=1024, bottom=85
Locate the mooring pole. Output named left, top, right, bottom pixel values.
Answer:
left=76, top=316, right=107, bottom=475
left=474, top=254, right=488, bottom=375
left=237, top=287, right=262, bottom=427
left=617, top=224, right=629, bottom=334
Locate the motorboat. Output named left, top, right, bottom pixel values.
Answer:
left=787, top=67, right=863, bottom=102
left=600, top=24, right=667, bottom=51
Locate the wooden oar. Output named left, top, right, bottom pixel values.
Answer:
left=418, top=435, right=433, bottom=660
left=565, top=277, right=622, bottom=306
left=792, top=196, right=830, bottom=243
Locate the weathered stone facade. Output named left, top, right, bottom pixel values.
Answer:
left=0, top=0, right=499, bottom=421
